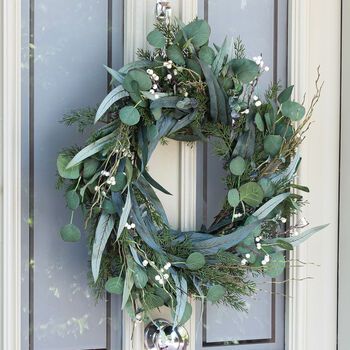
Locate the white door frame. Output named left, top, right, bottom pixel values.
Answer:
left=338, top=0, right=349, bottom=349
left=0, top=0, right=340, bottom=349
left=0, top=1, right=22, bottom=350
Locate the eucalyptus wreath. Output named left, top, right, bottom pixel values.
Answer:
left=57, top=18, right=326, bottom=326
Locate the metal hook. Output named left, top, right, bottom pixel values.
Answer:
left=156, top=0, right=172, bottom=23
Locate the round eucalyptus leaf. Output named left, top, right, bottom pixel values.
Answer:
left=105, top=276, right=124, bottom=294
left=186, top=252, right=206, bottom=270
left=110, top=172, right=127, bottom=193
left=133, top=266, right=148, bottom=289
left=119, top=106, right=141, bottom=126
left=57, top=154, right=80, bottom=180
left=102, top=199, right=117, bottom=214
left=123, top=69, right=152, bottom=93
left=147, top=29, right=166, bottom=48
left=83, top=158, right=100, bottom=179
left=183, top=19, right=211, bottom=48
left=199, top=46, right=215, bottom=65
left=239, top=182, right=264, bottom=207
left=167, top=45, right=186, bottom=65
left=264, top=135, right=283, bottom=157
left=264, top=252, right=286, bottom=278
left=258, top=178, right=275, bottom=198
left=281, top=101, right=305, bottom=121
left=65, top=190, right=80, bottom=210
left=207, top=285, right=226, bottom=303
left=227, top=188, right=240, bottom=208
left=275, top=121, right=294, bottom=140
left=144, top=293, right=164, bottom=310
left=229, top=156, right=246, bottom=176
left=60, top=224, right=81, bottom=242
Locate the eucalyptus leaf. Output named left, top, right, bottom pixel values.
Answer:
left=229, top=59, right=260, bottom=83
left=95, top=85, right=128, bottom=123
left=65, top=190, right=80, bottom=210
left=278, top=85, right=294, bottom=104
left=227, top=188, right=240, bottom=208
left=133, top=266, right=148, bottom=289
left=67, top=132, right=116, bottom=169
left=255, top=112, right=265, bottom=132
left=147, top=29, right=166, bottom=48
left=264, top=135, right=283, bottom=157
left=230, top=156, right=246, bottom=176
left=57, top=154, right=80, bottom=179
left=239, top=182, right=264, bottom=207
left=276, top=239, right=294, bottom=251
left=119, top=106, right=141, bottom=126
left=116, top=187, right=132, bottom=239
left=186, top=252, right=206, bottom=270
left=122, top=268, right=134, bottom=309
left=167, top=45, right=186, bottom=65
left=199, top=46, right=215, bottom=65
left=264, top=252, right=286, bottom=278
left=123, top=69, right=152, bottom=93
left=281, top=101, right=305, bottom=121
left=207, top=285, right=226, bottom=303
left=83, top=158, right=100, bottom=179
left=60, top=224, right=81, bottom=242
left=105, top=276, right=124, bottom=294
left=91, top=213, right=115, bottom=282
left=110, top=172, right=127, bottom=192
left=183, top=19, right=211, bottom=48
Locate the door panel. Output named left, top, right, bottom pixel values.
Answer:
left=195, top=1, right=288, bottom=349
left=21, top=1, right=124, bottom=349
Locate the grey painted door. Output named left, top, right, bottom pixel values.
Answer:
left=21, top=1, right=124, bottom=349
left=195, top=1, right=288, bottom=349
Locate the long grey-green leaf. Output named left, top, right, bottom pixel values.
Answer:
left=269, top=152, right=301, bottom=184
left=198, top=60, right=218, bottom=122
left=172, top=273, right=188, bottom=328
left=91, top=213, right=115, bottom=282
left=95, top=85, right=129, bottom=123
left=67, top=132, right=116, bottom=168
left=116, top=186, right=132, bottom=239
left=104, top=65, right=124, bottom=84
left=283, top=224, right=329, bottom=247
left=192, top=221, right=261, bottom=255
left=211, top=37, right=233, bottom=76
left=122, top=268, right=134, bottom=309
left=253, top=193, right=290, bottom=220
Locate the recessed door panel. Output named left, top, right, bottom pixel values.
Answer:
left=21, top=1, right=124, bottom=349
left=196, top=1, right=288, bottom=349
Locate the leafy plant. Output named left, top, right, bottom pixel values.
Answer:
left=56, top=18, right=325, bottom=325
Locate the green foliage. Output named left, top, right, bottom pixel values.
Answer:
left=119, top=106, right=141, bottom=126
left=186, top=252, right=206, bottom=270
left=207, top=285, right=226, bottom=303
left=56, top=17, right=324, bottom=324
left=105, top=277, right=124, bottom=294
left=57, top=154, right=80, bottom=179
left=239, top=182, right=264, bottom=207
left=60, top=224, right=81, bottom=242
left=230, top=156, right=246, bottom=176
left=147, top=29, right=166, bottom=48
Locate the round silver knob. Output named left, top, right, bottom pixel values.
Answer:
left=144, top=319, right=189, bottom=350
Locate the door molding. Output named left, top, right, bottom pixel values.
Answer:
left=286, top=1, right=340, bottom=350
left=0, top=1, right=22, bottom=350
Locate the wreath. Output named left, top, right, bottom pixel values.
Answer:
left=57, top=18, right=326, bottom=326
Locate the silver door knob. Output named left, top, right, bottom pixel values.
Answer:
left=144, top=319, right=189, bottom=350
